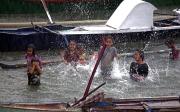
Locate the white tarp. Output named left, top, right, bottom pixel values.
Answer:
left=106, top=0, right=157, bottom=30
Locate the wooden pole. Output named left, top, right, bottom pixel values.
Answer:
left=83, top=36, right=106, bottom=97
left=41, top=0, right=54, bottom=24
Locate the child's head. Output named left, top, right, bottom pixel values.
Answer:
left=105, top=36, right=114, bottom=48
left=27, top=44, right=36, bottom=56
left=31, top=57, right=39, bottom=64
left=165, top=38, right=174, bottom=48
left=77, top=43, right=85, bottom=54
left=134, top=50, right=144, bottom=61
left=69, top=40, right=77, bottom=51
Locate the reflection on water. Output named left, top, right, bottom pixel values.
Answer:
left=0, top=38, right=180, bottom=103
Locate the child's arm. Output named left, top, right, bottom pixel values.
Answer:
left=28, top=62, right=42, bottom=74
left=60, top=51, right=65, bottom=58
left=28, top=64, right=36, bottom=74
left=115, top=54, right=120, bottom=60
left=36, top=65, right=42, bottom=74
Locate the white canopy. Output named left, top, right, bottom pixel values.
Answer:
left=106, top=0, right=157, bottom=30
left=65, top=0, right=157, bottom=32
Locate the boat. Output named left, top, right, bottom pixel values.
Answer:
left=0, top=24, right=75, bottom=51
left=0, top=102, right=81, bottom=112
left=79, top=92, right=180, bottom=112
left=1, top=0, right=180, bottom=52
left=1, top=92, right=180, bottom=112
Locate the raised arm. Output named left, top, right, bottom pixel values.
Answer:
left=29, top=62, right=42, bottom=74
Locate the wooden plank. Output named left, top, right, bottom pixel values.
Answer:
left=144, top=100, right=180, bottom=109
left=0, top=59, right=64, bottom=69
left=106, top=96, right=179, bottom=103
left=115, top=106, right=144, bottom=110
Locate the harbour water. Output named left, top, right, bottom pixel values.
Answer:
left=0, top=1, right=180, bottom=104
left=0, top=38, right=180, bottom=103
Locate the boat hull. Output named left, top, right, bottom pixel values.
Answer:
left=87, top=96, right=180, bottom=112
left=0, top=25, right=75, bottom=51
left=1, top=18, right=180, bottom=52
left=1, top=26, right=180, bottom=52
left=0, top=102, right=80, bottom=112
left=1, top=95, right=180, bottom=112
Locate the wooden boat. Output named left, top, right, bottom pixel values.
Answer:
left=0, top=24, right=74, bottom=51
left=0, top=102, right=81, bottom=112
left=71, top=92, right=180, bottom=112
left=81, top=95, right=180, bottom=112
left=1, top=92, right=180, bottom=112
left=1, top=0, right=180, bottom=52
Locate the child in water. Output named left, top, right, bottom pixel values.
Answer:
left=77, top=43, right=87, bottom=64
left=165, top=38, right=179, bottom=59
left=129, top=50, right=148, bottom=81
left=63, top=40, right=79, bottom=66
left=99, top=36, right=120, bottom=77
left=27, top=57, right=42, bottom=86
left=25, top=44, right=42, bottom=69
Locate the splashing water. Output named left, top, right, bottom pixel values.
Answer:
left=1, top=39, right=180, bottom=103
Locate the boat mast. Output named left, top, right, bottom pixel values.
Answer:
left=41, top=0, right=54, bottom=24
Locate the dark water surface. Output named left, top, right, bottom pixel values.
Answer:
left=0, top=38, right=180, bottom=103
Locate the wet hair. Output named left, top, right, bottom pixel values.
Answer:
left=105, top=36, right=115, bottom=44
left=27, top=44, right=36, bottom=56
left=136, top=49, right=144, bottom=61
left=69, top=40, right=76, bottom=45
left=165, top=38, right=174, bottom=45
left=31, top=57, right=39, bottom=63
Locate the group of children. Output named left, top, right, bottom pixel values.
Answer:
left=25, top=36, right=179, bottom=86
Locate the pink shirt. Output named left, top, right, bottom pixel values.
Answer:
left=25, top=54, right=42, bottom=69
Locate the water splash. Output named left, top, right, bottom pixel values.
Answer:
left=111, top=58, right=127, bottom=79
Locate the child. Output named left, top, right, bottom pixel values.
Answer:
left=77, top=43, right=87, bottom=64
left=27, top=57, right=42, bottom=86
left=99, top=36, right=120, bottom=77
left=25, top=44, right=42, bottom=69
left=165, top=38, right=179, bottom=59
left=63, top=40, right=79, bottom=65
left=129, top=50, right=148, bottom=81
